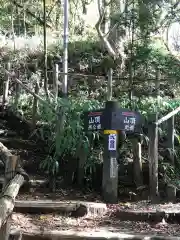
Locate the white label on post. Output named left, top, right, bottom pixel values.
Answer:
left=110, top=157, right=117, bottom=178
left=108, top=134, right=117, bottom=151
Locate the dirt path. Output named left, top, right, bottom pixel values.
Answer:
left=12, top=194, right=180, bottom=238
left=11, top=212, right=180, bottom=237
left=16, top=192, right=180, bottom=214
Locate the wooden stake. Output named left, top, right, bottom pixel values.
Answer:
left=53, top=64, right=59, bottom=102
left=14, top=82, right=20, bottom=109
left=132, top=139, right=142, bottom=187
left=107, top=68, right=113, bottom=101
left=155, top=68, right=160, bottom=98
left=77, top=146, right=87, bottom=187
left=14, top=70, right=21, bottom=109
left=32, top=82, right=40, bottom=129
left=167, top=116, right=174, bottom=165
left=148, top=114, right=159, bottom=203
left=2, top=63, right=10, bottom=107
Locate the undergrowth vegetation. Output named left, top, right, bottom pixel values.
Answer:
left=0, top=31, right=179, bottom=190
left=9, top=88, right=180, bottom=188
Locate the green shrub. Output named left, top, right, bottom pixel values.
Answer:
left=10, top=91, right=180, bottom=184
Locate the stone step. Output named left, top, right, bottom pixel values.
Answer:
left=10, top=228, right=180, bottom=240
left=14, top=200, right=107, bottom=217
left=13, top=199, right=180, bottom=223
left=110, top=202, right=180, bottom=223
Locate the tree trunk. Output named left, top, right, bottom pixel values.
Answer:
left=96, top=0, right=127, bottom=72
left=11, top=8, right=16, bottom=51
left=23, top=5, right=27, bottom=37
left=0, top=155, right=19, bottom=240
left=0, top=174, right=24, bottom=227
left=102, top=0, right=111, bottom=35
left=55, top=0, right=61, bottom=31
left=43, top=0, right=49, bottom=100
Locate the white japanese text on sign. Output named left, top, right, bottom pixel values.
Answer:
left=124, top=117, right=136, bottom=132
left=108, top=134, right=117, bottom=151
left=110, top=157, right=117, bottom=178
left=88, top=115, right=101, bottom=131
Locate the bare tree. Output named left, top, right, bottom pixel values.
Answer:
left=95, top=0, right=128, bottom=72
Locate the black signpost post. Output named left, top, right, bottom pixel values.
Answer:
left=84, top=101, right=143, bottom=203
left=102, top=101, right=119, bottom=203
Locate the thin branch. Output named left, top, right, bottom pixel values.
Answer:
left=171, top=0, right=180, bottom=11
left=47, top=0, right=59, bottom=19
left=150, top=1, right=180, bottom=34
left=12, top=0, right=52, bottom=29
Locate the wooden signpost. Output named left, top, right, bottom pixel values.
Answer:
left=84, top=101, right=143, bottom=203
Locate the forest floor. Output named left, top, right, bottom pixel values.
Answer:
left=1, top=109, right=180, bottom=239
left=10, top=190, right=180, bottom=238
left=11, top=211, right=180, bottom=237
